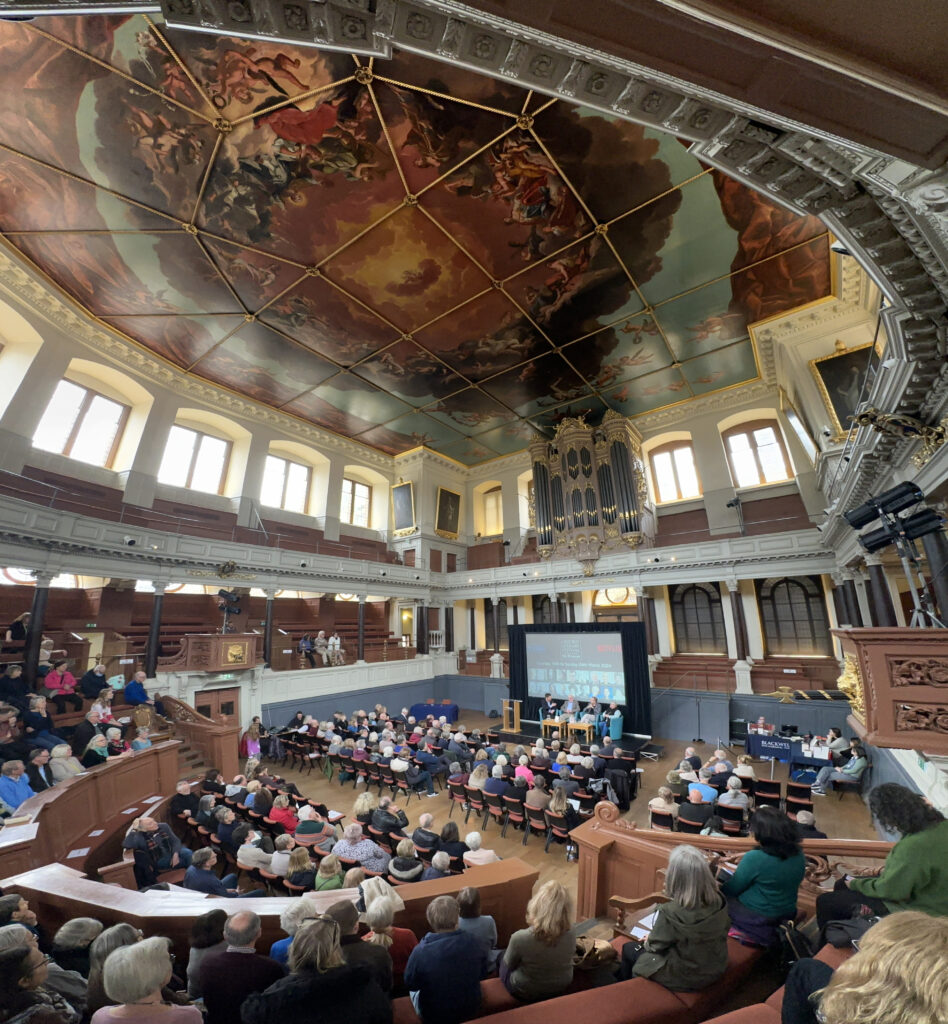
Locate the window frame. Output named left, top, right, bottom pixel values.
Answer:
left=36, top=379, right=130, bottom=469
left=721, top=419, right=792, bottom=490
left=158, top=424, right=233, bottom=495
left=669, top=582, right=728, bottom=655
left=648, top=439, right=702, bottom=504
left=261, top=454, right=312, bottom=515
left=756, top=576, right=832, bottom=657
left=340, top=476, right=372, bottom=528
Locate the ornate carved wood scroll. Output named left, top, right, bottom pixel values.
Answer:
left=833, top=627, right=948, bottom=753
left=529, top=411, right=654, bottom=575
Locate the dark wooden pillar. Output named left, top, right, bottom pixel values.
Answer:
left=729, top=588, right=749, bottom=661
left=841, top=578, right=863, bottom=627
left=145, top=582, right=166, bottom=679
left=357, top=597, right=366, bottom=662
left=550, top=595, right=559, bottom=624
left=866, top=562, right=897, bottom=626
left=921, top=529, right=948, bottom=623
left=444, top=603, right=454, bottom=653
left=416, top=604, right=428, bottom=655
left=263, top=589, right=275, bottom=668
left=24, top=573, right=52, bottom=688
left=639, top=594, right=656, bottom=656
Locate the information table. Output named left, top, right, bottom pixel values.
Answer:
left=746, top=733, right=832, bottom=771
left=409, top=702, right=459, bottom=724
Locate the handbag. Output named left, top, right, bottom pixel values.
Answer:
left=573, top=935, right=619, bottom=969
left=825, top=909, right=881, bottom=948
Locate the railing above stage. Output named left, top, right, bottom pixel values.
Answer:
left=573, top=802, right=893, bottom=921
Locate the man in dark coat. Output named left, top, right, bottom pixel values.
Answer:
left=200, top=911, right=284, bottom=1024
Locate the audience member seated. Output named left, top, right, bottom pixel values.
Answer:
left=0, top=943, right=81, bottom=1024
left=482, top=765, right=507, bottom=796
left=130, top=727, right=152, bottom=751
left=812, top=744, right=868, bottom=796
left=78, top=665, right=108, bottom=701
left=389, top=838, right=425, bottom=882
left=200, top=911, right=283, bottom=1024
left=71, top=712, right=105, bottom=758
left=364, top=898, right=417, bottom=994
left=22, top=697, right=61, bottom=752
left=422, top=851, right=451, bottom=881
left=617, top=844, right=729, bottom=990
left=372, top=796, right=409, bottom=839
left=90, top=935, right=200, bottom=1023
left=235, top=827, right=274, bottom=871
left=43, top=661, right=83, bottom=715
left=663, top=769, right=688, bottom=802
left=733, top=754, right=757, bottom=782
left=676, top=761, right=698, bottom=784
left=184, top=847, right=264, bottom=898
left=0, top=666, right=30, bottom=713
left=502, top=880, right=575, bottom=1002
left=267, top=795, right=299, bottom=834
left=0, top=895, right=37, bottom=935
left=215, top=806, right=241, bottom=850
left=294, top=805, right=336, bottom=850
left=437, top=821, right=469, bottom=862
left=0, top=760, right=34, bottom=812
left=242, top=915, right=391, bottom=1024
left=700, top=815, right=729, bottom=838
left=353, top=790, right=379, bottom=827
left=47, top=744, right=81, bottom=784
left=816, top=783, right=948, bottom=931
left=0, top=704, right=28, bottom=764
left=467, top=764, right=489, bottom=791
left=547, top=786, right=582, bottom=836
left=689, top=769, right=717, bottom=803
left=405, top=894, right=486, bottom=1024
left=195, top=793, right=218, bottom=827
left=682, top=746, right=702, bottom=772
left=80, top=735, right=116, bottom=769
left=781, top=910, right=948, bottom=1024
left=309, top=853, right=342, bottom=892
left=411, top=813, right=439, bottom=852
left=720, top=805, right=805, bottom=946
left=268, top=901, right=318, bottom=969
left=748, top=716, right=773, bottom=735
left=170, top=780, right=199, bottom=819
left=648, top=786, right=680, bottom=822
left=123, top=816, right=193, bottom=887
left=104, top=727, right=129, bottom=757
left=285, top=847, right=316, bottom=890
left=332, top=822, right=391, bottom=874
left=456, top=886, right=499, bottom=972
left=186, top=910, right=227, bottom=1000
left=462, top=832, right=500, bottom=868
left=86, top=923, right=185, bottom=1017
left=51, top=918, right=102, bottom=979
left=225, top=774, right=249, bottom=801
left=268, top=834, right=294, bottom=876
left=525, top=775, right=551, bottom=810
left=794, top=809, right=827, bottom=840
left=717, top=775, right=750, bottom=810
left=326, top=899, right=392, bottom=994
left=0, top=923, right=87, bottom=1012
left=122, top=672, right=165, bottom=718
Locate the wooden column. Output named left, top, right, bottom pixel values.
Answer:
left=729, top=588, right=749, bottom=661
left=444, top=603, right=454, bottom=653
left=921, top=529, right=948, bottom=623
left=841, top=578, right=863, bottom=627
left=24, top=571, right=53, bottom=688
left=866, top=561, right=897, bottom=627
left=416, top=604, right=428, bottom=655
left=639, top=594, right=656, bottom=655
left=144, top=581, right=167, bottom=678
left=357, top=595, right=366, bottom=663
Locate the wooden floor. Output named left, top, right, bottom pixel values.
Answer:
left=268, top=710, right=877, bottom=911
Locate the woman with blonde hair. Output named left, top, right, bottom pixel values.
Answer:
left=353, top=789, right=379, bottom=826
left=285, top=846, right=316, bottom=890
left=49, top=743, right=83, bottom=782
left=783, top=910, right=948, bottom=1024
left=342, top=866, right=366, bottom=889
left=234, top=917, right=392, bottom=1024
left=617, top=844, right=728, bottom=989
left=734, top=754, right=757, bottom=781
left=648, top=785, right=680, bottom=822
left=502, top=880, right=575, bottom=1001
left=312, top=853, right=344, bottom=891
left=467, top=763, right=490, bottom=791
left=363, top=897, right=418, bottom=993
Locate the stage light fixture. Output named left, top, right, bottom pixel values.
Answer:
left=857, top=523, right=898, bottom=553
left=901, top=508, right=945, bottom=541
left=844, top=481, right=922, bottom=528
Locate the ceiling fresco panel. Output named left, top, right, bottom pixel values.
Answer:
left=437, top=436, right=500, bottom=465
left=600, top=365, right=692, bottom=417
left=480, top=351, right=590, bottom=418
left=288, top=373, right=413, bottom=425
left=560, top=314, right=673, bottom=387
left=101, top=313, right=244, bottom=368
left=354, top=410, right=464, bottom=456
left=530, top=395, right=610, bottom=435
left=470, top=419, right=539, bottom=456
left=653, top=277, right=750, bottom=362
left=257, top=272, right=399, bottom=366
left=10, top=232, right=244, bottom=318
left=193, top=321, right=339, bottom=406
left=421, top=389, right=518, bottom=434
left=678, top=341, right=759, bottom=396
left=200, top=237, right=305, bottom=312
left=350, top=338, right=469, bottom=405
left=412, top=288, right=550, bottom=382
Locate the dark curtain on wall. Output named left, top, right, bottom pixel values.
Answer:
left=508, top=622, right=651, bottom=736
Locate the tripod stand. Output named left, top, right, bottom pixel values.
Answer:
left=882, top=514, right=946, bottom=628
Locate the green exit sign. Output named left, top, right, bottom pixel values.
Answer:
left=85, top=623, right=97, bottom=628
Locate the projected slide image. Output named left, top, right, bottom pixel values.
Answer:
left=526, top=632, right=625, bottom=704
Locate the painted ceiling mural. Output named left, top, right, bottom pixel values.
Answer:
left=0, top=16, right=831, bottom=463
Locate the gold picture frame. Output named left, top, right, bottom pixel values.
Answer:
left=435, top=486, right=462, bottom=539
left=808, top=341, right=878, bottom=441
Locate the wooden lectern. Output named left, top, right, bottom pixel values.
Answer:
left=502, top=699, right=521, bottom=733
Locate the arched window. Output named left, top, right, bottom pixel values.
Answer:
left=484, top=598, right=508, bottom=650
left=261, top=454, right=311, bottom=514
left=721, top=419, right=791, bottom=488
left=33, top=379, right=129, bottom=468
left=157, top=425, right=231, bottom=494
left=341, top=477, right=371, bottom=527
left=756, top=576, right=831, bottom=656
left=648, top=439, right=701, bottom=502
left=670, top=582, right=727, bottom=654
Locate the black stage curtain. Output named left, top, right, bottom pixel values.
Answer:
left=507, top=622, right=651, bottom=735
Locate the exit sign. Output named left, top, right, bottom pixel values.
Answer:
left=85, top=623, right=97, bottom=628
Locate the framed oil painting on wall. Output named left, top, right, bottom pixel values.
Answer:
left=809, top=341, right=879, bottom=440
left=435, top=487, right=462, bottom=539
left=391, top=482, right=416, bottom=536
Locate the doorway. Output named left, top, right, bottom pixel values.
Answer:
left=194, top=686, right=241, bottom=726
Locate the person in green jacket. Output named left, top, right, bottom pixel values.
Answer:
left=618, top=844, right=730, bottom=990
left=816, top=783, right=948, bottom=930
left=311, top=853, right=344, bottom=891
left=720, top=806, right=805, bottom=946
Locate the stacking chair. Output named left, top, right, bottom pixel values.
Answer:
left=525, top=805, right=550, bottom=844
left=448, top=780, right=468, bottom=817
left=716, top=803, right=746, bottom=835
left=786, top=780, right=813, bottom=808
left=676, top=817, right=704, bottom=834
left=753, top=779, right=782, bottom=807
left=544, top=809, right=571, bottom=854
left=502, top=796, right=527, bottom=840
left=649, top=810, right=675, bottom=832
left=463, top=785, right=486, bottom=825
left=483, top=792, right=507, bottom=832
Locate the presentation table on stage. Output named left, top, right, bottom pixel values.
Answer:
left=409, top=702, right=459, bottom=724
left=745, top=734, right=833, bottom=771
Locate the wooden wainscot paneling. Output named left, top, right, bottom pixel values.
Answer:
left=573, top=803, right=893, bottom=921
left=834, top=627, right=948, bottom=754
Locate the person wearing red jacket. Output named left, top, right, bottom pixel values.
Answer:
left=43, top=660, right=82, bottom=714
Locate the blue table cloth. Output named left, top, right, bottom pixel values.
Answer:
left=745, top=734, right=794, bottom=761
left=409, top=702, right=459, bottom=724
